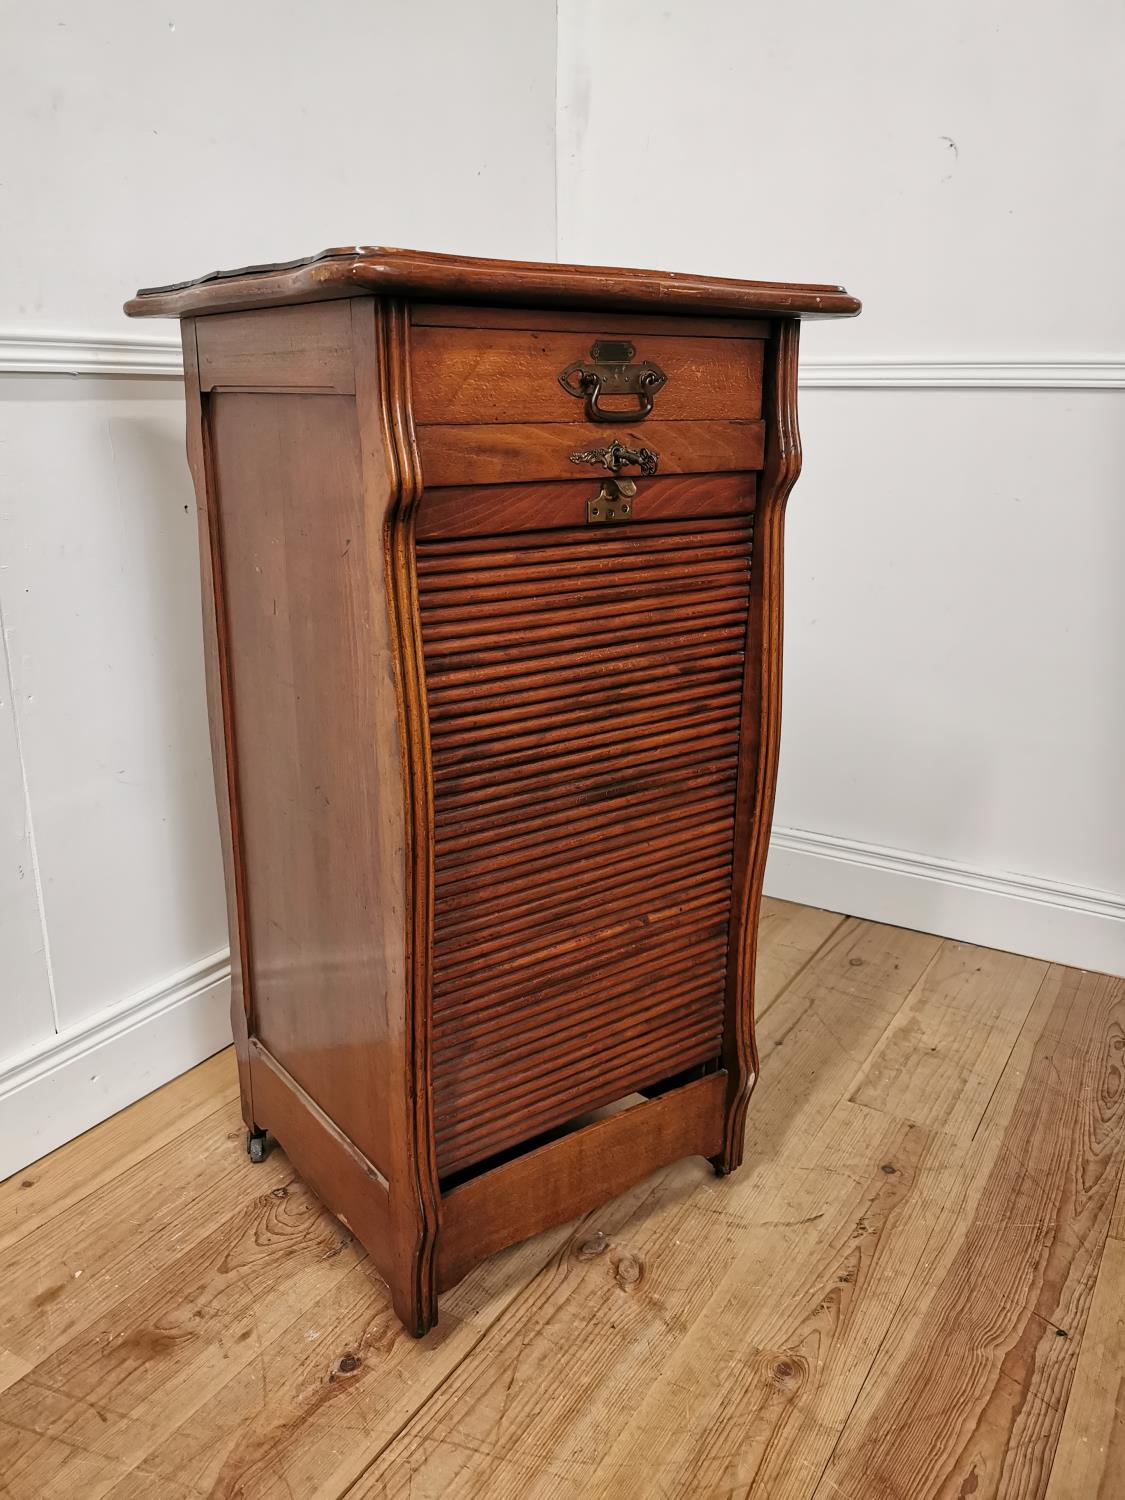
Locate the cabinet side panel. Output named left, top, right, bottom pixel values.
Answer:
left=206, top=389, right=406, bottom=1175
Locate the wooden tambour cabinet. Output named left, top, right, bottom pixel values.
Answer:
left=126, top=248, right=859, bottom=1335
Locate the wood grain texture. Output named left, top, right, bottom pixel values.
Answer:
left=410, top=326, right=763, bottom=424
left=124, top=244, right=861, bottom=321
left=0, top=1179, right=357, bottom=1498
left=416, top=472, right=757, bottom=540
left=207, top=388, right=402, bottom=1177
left=1044, top=1235, right=1125, bottom=1500
left=579, top=1097, right=946, bottom=1499
left=753, top=896, right=847, bottom=1020
left=419, top=516, right=754, bottom=1176
left=849, top=939, right=1049, bottom=1139
left=417, top=417, right=765, bottom=487
left=345, top=919, right=944, bottom=1498
left=195, top=300, right=355, bottom=392
left=0, top=1097, right=291, bottom=1371
left=0, top=1049, right=237, bottom=1258
left=818, top=964, right=1125, bottom=1500
left=438, top=1073, right=726, bottom=1289
left=411, top=302, right=771, bottom=339
left=9, top=911, right=1123, bottom=1497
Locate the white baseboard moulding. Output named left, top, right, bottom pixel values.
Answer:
left=0, top=951, right=232, bottom=1181
left=766, top=826, right=1125, bottom=979
left=2, top=332, right=1125, bottom=389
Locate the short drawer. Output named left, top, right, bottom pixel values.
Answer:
left=416, top=419, right=765, bottom=488
left=410, top=322, right=764, bottom=426
left=417, top=473, right=757, bottom=541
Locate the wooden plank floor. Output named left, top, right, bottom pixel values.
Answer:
left=2, top=898, right=1124, bottom=1499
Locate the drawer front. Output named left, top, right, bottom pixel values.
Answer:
left=417, top=419, right=765, bottom=488
left=420, top=503, right=754, bottom=1177
left=417, top=473, right=757, bottom=541
left=411, top=325, right=764, bottom=425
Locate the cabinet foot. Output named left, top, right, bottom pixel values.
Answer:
left=246, top=1127, right=270, bottom=1163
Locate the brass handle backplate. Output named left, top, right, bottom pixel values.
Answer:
left=559, top=340, right=667, bottom=423
left=569, top=439, right=659, bottom=477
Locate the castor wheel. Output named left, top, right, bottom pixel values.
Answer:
left=246, top=1128, right=270, bottom=1163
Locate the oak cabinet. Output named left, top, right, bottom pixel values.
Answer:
left=126, top=247, right=859, bottom=1334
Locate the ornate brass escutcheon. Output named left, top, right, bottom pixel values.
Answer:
left=569, top=439, right=659, bottom=477
left=558, top=339, right=668, bottom=423
left=586, top=476, right=637, bottom=525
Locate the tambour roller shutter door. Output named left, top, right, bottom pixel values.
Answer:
left=418, top=512, right=755, bottom=1177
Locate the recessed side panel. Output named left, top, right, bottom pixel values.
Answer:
left=207, top=390, right=406, bottom=1177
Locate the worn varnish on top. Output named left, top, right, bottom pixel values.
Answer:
left=125, top=245, right=859, bottom=1335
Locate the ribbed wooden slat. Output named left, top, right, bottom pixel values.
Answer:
left=434, top=796, right=734, bottom=892
left=416, top=516, right=753, bottom=559
left=435, top=828, right=733, bottom=930
left=435, top=816, right=735, bottom=907
left=434, top=955, right=730, bottom=1067
left=419, top=511, right=753, bottom=1176
left=435, top=765, right=736, bottom=851
left=423, top=572, right=750, bottom=622
left=438, top=1028, right=724, bottom=1170
left=425, top=623, right=749, bottom=693
left=436, top=727, right=741, bottom=803
left=425, top=604, right=749, bottom=670
left=424, top=592, right=750, bottom=650
left=432, top=701, right=742, bottom=778
left=434, top=889, right=732, bottom=998
left=427, top=654, right=747, bottom=718
left=429, top=674, right=745, bottom=750
left=433, top=926, right=730, bottom=1043
left=434, top=849, right=732, bottom=955
left=419, top=558, right=751, bottom=611
left=434, top=778, right=736, bottom=868
left=433, top=908, right=731, bottom=1014
left=440, top=1007, right=724, bottom=1124
left=433, top=812, right=733, bottom=917
left=418, top=541, right=751, bottom=594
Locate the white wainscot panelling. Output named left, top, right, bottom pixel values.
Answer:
left=768, top=388, right=1125, bottom=975
left=0, top=378, right=229, bottom=1029
left=0, top=952, right=231, bottom=1181
left=0, top=658, right=54, bottom=1057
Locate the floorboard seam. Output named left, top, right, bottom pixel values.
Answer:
left=754, top=911, right=852, bottom=1025
left=1, top=1091, right=241, bottom=1256
left=970, top=966, right=1055, bottom=1144
left=333, top=1206, right=604, bottom=1498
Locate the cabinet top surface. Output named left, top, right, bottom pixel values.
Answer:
left=124, top=245, right=861, bottom=322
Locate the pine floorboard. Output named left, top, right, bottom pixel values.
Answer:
left=1, top=897, right=1122, bottom=1499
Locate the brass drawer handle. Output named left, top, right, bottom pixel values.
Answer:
left=559, top=340, right=667, bottom=423
left=569, top=439, right=659, bottom=477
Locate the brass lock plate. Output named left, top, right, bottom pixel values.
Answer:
left=587, top=477, right=637, bottom=524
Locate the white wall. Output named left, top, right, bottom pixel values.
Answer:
left=2, top=0, right=1123, bottom=1176
left=0, top=0, right=558, bottom=1175
left=558, top=0, right=1125, bottom=975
